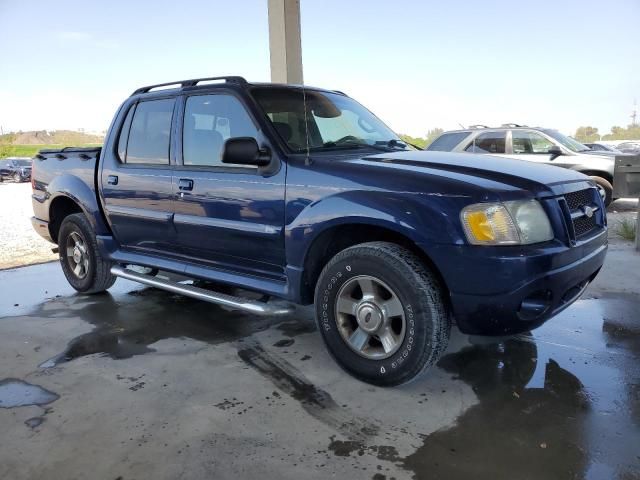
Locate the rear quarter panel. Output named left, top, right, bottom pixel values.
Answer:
left=32, top=154, right=111, bottom=236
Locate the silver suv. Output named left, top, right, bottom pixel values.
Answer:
left=427, top=125, right=616, bottom=205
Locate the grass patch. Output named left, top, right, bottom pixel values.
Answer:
left=0, top=144, right=102, bottom=159
left=616, top=217, right=637, bottom=242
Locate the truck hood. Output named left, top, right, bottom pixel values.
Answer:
left=360, top=150, right=589, bottom=195
left=581, top=150, right=627, bottom=157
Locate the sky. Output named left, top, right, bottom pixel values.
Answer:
left=0, top=0, right=638, bottom=137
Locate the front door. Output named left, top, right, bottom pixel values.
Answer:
left=100, top=97, right=177, bottom=253
left=509, top=130, right=566, bottom=166
left=172, top=92, right=286, bottom=278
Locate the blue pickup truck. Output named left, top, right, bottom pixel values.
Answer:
left=31, top=76, right=607, bottom=386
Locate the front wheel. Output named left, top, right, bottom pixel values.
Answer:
left=590, top=176, right=613, bottom=208
left=314, top=242, right=450, bottom=386
left=58, top=213, right=116, bottom=293
left=13, top=172, right=22, bottom=182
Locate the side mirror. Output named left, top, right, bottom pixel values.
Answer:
left=222, top=137, right=271, bottom=167
left=548, top=145, right=563, bottom=160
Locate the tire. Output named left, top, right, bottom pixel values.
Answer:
left=590, top=176, right=613, bottom=207
left=13, top=172, right=21, bottom=182
left=58, top=213, right=116, bottom=293
left=314, top=241, right=450, bottom=386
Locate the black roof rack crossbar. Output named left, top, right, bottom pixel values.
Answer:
left=469, top=124, right=489, bottom=129
left=131, top=76, right=248, bottom=96
left=501, top=123, right=527, bottom=128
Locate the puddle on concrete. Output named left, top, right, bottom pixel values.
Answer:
left=31, top=287, right=312, bottom=368
left=0, top=379, right=59, bottom=408
left=397, top=294, right=640, bottom=480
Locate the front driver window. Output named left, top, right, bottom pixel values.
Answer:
left=183, top=94, right=259, bottom=167
left=512, top=131, right=555, bottom=154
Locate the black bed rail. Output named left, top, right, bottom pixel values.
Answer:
left=131, top=76, right=248, bottom=96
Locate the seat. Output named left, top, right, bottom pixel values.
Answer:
left=184, top=127, right=225, bottom=166
left=272, top=121, right=293, bottom=142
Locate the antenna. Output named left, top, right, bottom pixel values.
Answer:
left=302, top=84, right=311, bottom=165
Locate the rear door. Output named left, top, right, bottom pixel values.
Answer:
left=100, top=97, right=178, bottom=253
left=172, top=91, right=286, bottom=278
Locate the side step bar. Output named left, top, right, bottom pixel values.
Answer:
left=110, top=265, right=294, bottom=316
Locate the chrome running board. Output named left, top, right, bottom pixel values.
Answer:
left=110, top=265, right=294, bottom=316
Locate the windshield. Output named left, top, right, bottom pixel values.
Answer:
left=251, top=87, right=407, bottom=152
left=9, top=159, right=31, bottom=167
left=542, top=129, right=590, bottom=152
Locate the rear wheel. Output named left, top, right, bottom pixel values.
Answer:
left=314, top=241, right=450, bottom=386
left=590, top=176, right=613, bottom=207
left=58, top=213, right=116, bottom=293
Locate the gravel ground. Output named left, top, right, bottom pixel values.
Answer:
left=0, top=182, right=57, bottom=269
left=0, top=181, right=637, bottom=270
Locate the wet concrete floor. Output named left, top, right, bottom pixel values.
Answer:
left=1, top=248, right=639, bottom=480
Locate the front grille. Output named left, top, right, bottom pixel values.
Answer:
left=564, top=189, right=593, bottom=211
left=562, top=188, right=601, bottom=240
left=573, top=214, right=598, bottom=236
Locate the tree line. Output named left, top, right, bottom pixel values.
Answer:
left=574, top=124, right=640, bottom=143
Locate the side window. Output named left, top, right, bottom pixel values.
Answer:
left=512, top=131, right=555, bottom=154
left=126, top=98, right=175, bottom=165
left=183, top=94, right=258, bottom=167
left=427, top=132, right=471, bottom=151
left=465, top=132, right=506, bottom=153
left=117, top=104, right=136, bottom=162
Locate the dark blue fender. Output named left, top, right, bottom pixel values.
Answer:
left=41, top=172, right=111, bottom=237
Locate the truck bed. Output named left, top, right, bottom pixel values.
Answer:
left=31, top=146, right=102, bottom=241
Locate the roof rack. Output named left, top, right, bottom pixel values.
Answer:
left=501, top=123, right=527, bottom=128
left=469, top=124, right=489, bottom=129
left=131, top=76, right=248, bottom=96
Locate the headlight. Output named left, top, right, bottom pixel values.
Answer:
left=461, top=200, right=553, bottom=245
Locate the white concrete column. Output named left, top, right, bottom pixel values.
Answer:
left=268, top=0, right=303, bottom=84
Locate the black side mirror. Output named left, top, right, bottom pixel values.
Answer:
left=548, top=145, right=563, bottom=160
left=222, top=137, right=271, bottom=167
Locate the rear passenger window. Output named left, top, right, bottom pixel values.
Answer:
left=117, top=105, right=136, bottom=161
left=427, top=132, right=471, bottom=151
left=465, top=132, right=506, bottom=154
left=182, top=94, right=258, bottom=167
left=125, top=99, right=175, bottom=164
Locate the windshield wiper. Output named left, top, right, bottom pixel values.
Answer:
left=309, top=141, right=394, bottom=152
left=374, top=139, right=409, bottom=150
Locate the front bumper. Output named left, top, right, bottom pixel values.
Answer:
left=425, top=230, right=608, bottom=335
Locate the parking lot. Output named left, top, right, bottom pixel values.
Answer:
left=1, top=223, right=639, bottom=479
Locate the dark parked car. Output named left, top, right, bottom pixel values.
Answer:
left=427, top=125, right=617, bottom=205
left=616, top=142, right=640, bottom=154
left=31, top=76, right=607, bottom=386
left=0, top=158, right=32, bottom=182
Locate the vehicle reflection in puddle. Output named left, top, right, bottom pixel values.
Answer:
left=402, top=294, right=640, bottom=480
left=35, top=287, right=313, bottom=368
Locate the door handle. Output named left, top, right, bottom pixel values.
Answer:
left=178, top=178, right=194, bottom=191
left=107, top=175, right=118, bottom=185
